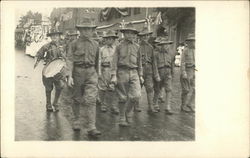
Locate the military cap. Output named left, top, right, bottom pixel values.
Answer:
left=186, top=33, right=195, bottom=41
left=47, top=28, right=63, bottom=37
left=157, top=38, right=173, bottom=45
left=120, top=22, right=139, bottom=34
left=102, top=30, right=118, bottom=38
left=138, top=26, right=153, bottom=36
left=76, top=17, right=97, bottom=29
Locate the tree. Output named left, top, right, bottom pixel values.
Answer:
left=18, top=11, right=42, bottom=27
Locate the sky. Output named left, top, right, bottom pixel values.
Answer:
left=15, top=7, right=54, bottom=25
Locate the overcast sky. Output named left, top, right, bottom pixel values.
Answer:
left=15, top=7, right=54, bottom=25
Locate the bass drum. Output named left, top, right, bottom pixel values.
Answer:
left=42, top=58, right=66, bottom=78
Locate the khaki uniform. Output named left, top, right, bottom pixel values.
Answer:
left=180, top=47, right=195, bottom=108
left=139, top=40, right=158, bottom=111
left=35, top=41, right=66, bottom=107
left=153, top=47, right=174, bottom=110
left=67, top=36, right=99, bottom=131
left=111, top=39, right=142, bottom=122
left=99, top=44, right=117, bottom=109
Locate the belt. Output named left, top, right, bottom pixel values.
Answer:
left=158, top=65, right=171, bottom=69
left=101, top=62, right=111, bottom=67
left=118, top=65, right=138, bottom=70
left=74, top=62, right=94, bottom=68
left=185, top=64, right=195, bottom=68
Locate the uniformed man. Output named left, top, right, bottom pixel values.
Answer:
left=137, top=27, right=158, bottom=113
left=65, top=30, right=79, bottom=53
left=153, top=38, right=175, bottom=114
left=66, top=30, right=79, bottom=43
left=66, top=18, right=101, bottom=137
left=34, top=28, right=66, bottom=112
left=92, top=32, right=103, bottom=106
left=180, top=33, right=195, bottom=113
left=111, top=23, right=143, bottom=127
left=98, top=30, right=119, bottom=114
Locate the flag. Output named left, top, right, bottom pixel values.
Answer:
left=155, top=12, right=162, bottom=25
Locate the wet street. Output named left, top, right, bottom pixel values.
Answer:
left=15, top=49, right=195, bottom=141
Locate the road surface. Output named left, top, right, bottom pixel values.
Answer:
left=15, top=49, right=195, bottom=141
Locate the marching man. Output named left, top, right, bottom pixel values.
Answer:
left=34, top=28, right=67, bottom=112
left=110, top=23, right=143, bottom=127
left=153, top=38, right=175, bottom=114
left=66, top=17, right=101, bottom=137
left=137, top=26, right=158, bottom=113
left=98, top=30, right=119, bottom=114
left=180, top=33, right=195, bottom=113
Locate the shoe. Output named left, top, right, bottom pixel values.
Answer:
left=147, top=107, right=158, bottom=114
left=111, top=107, right=119, bottom=115
left=72, top=120, right=81, bottom=131
left=87, top=129, right=101, bottom=137
left=53, top=103, right=60, bottom=112
left=154, top=104, right=160, bottom=112
left=158, top=98, right=165, bottom=103
left=134, top=107, right=142, bottom=112
left=187, top=106, right=195, bottom=113
left=100, top=105, right=107, bottom=112
left=165, top=109, right=174, bottom=115
left=46, top=104, right=53, bottom=112
left=119, top=121, right=130, bottom=127
left=181, top=106, right=191, bottom=113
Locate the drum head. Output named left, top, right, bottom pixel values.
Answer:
left=42, top=59, right=66, bottom=78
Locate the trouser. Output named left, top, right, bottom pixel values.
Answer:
left=142, top=70, right=155, bottom=110
left=153, top=67, right=172, bottom=110
left=98, top=66, right=117, bottom=109
left=71, top=66, right=98, bottom=131
left=116, top=68, right=141, bottom=122
left=181, top=67, right=195, bottom=108
left=42, top=76, right=65, bottom=106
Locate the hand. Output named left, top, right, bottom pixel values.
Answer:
left=155, top=76, right=161, bottom=82
left=110, top=75, right=117, bottom=85
left=182, top=72, right=188, bottom=79
left=67, top=76, right=74, bottom=88
left=140, top=77, right=144, bottom=85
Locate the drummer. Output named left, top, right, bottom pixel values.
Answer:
left=34, top=28, right=67, bottom=112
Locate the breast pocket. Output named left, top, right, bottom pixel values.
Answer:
left=74, top=44, right=85, bottom=55
left=130, top=52, right=138, bottom=65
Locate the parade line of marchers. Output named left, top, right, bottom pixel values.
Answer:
left=33, top=17, right=195, bottom=138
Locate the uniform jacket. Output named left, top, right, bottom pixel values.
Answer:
left=111, top=39, right=142, bottom=77
left=139, top=40, right=158, bottom=77
left=35, top=41, right=66, bottom=64
left=66, top=36, right=100, bottom=76
left=180, top=47, right=195, bottom=75
left=154, top=47, right=175, bottom=80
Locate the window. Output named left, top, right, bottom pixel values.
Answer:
left=134, top=8, right=141, bottom=15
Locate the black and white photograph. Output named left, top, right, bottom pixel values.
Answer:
left=15, top=7, right=195, bottom=141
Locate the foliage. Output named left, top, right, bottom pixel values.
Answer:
left=19, top=11, right=42, bottom=27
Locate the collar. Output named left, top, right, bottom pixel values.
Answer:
left=79, top=35, right=91, bottom=41
left=140, top=40, right=149, bottom=45
left=124, top=39, right=134, bottom=44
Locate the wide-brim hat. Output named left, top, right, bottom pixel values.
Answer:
left=138, top=26, right=153, bottom=36
left=157, top=38, right=173, bottom=45
left=185, top=33, right=195, bottom=41
left=92, top=32, right=101, bottom=40
left=67, top=30, right=79, bottom=36
left=103, top=30, right=118, bottom=38
left=120, top=22, right=139, bottom=34
left=76, top=17, right=97, bottom=29
left=47, top=28, right=63, bottom=37
left=153, top=37, right=163, bottom=44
